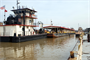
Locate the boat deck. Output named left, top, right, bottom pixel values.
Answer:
left=68, top=35, right=90, bottom=60
left=82, top=40, right=90, bottom=60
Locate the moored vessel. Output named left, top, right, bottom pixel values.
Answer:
left=0, top=6, right=47, bottom=42
left=43, top=26, right=75, bottom=38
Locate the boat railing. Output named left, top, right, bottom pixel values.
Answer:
left=33, top=23, right=39, bottom=26
left=68, top=34, right=83, bottom=60
left=46, top=31, right=75, bottom=34
left=77, top=37, right=82, bottom=60
left=18, top=31, right=38, bottom=36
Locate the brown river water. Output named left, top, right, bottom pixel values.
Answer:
left=0, top=35, right=78, bottom=60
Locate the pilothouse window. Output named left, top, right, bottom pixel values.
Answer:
left=29, top=20, right=31, bottom=23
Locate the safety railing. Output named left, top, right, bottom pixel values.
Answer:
left=77, top=37, right=82, bottom=60
left=68, top=34, right=83, bottom=60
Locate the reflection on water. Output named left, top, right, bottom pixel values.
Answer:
left=0, top=35, right=78, bottom=60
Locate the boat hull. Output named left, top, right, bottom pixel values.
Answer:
left=0, top=34, right=47, bottom=43
left=47, top=33, right=75, bottom=38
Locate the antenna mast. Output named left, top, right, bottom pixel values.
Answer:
left=51, top=20, right=53, bottom=26
left=17, top=0, right=20, bottom=9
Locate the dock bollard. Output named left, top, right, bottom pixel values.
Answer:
left=70, top=51, right=74, bottom=58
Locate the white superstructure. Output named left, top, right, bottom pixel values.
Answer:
left=0, top=8, right=38, bottom=36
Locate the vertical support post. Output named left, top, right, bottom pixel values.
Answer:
left=23, top=11, right=25, bottom=36
left=3, top=10, right=6, bottom=36
left=57, top=28, right=58, bottom=33
left=80, top=39, right=82, bottom=60
left=77, top=36, right=82, bottom=60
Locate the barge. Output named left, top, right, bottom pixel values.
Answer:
left=43, top=26, right=75, bottom=38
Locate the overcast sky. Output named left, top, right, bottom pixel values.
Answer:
left=0, top=0, right=90, bottom=30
